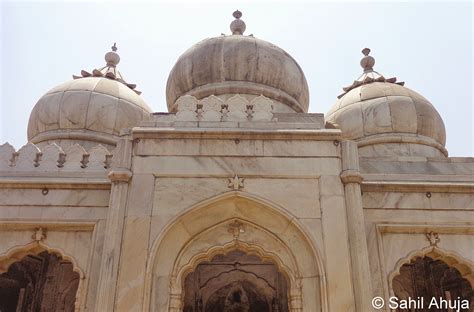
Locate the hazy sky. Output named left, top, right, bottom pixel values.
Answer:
left=1, top=1, right=472, bottom=156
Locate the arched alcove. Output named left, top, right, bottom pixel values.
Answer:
left=389, top=247, right=474, bottom=312
left=144, top=192, right=327, bottom=312
left=0, top=242, right=84, bottom=312
left=183, top=249, right=289, bottom=312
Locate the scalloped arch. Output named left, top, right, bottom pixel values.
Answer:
left=0, top=241, right=85, bottom=312
left=389, top=246, right=474, bottom=294
left=177, top=237, right=295, bottom=287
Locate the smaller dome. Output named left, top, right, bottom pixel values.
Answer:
left=326, top=49, right=447, bottom=158
left=28, top=45, right=152, bottom=149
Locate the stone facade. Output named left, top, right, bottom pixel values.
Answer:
left=0, top=11, right=472, bottom=312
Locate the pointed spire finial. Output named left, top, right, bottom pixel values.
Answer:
left=105, top=42, right=120, bottom=67
left=233, top=10, right=242, bottom=19
left=337, top=48, right=404, bottom=99
left=360, top=48, right=375, bottom=73
left=73, top=43, right=142, bottom=94
left=230, top=10, right=246, bottom=35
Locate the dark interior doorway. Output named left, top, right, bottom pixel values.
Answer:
left=183, top=249, right=289, bottom=312
left=392, top=256, right=474, bottom=312
left=0, top=251, right=80, bottom=312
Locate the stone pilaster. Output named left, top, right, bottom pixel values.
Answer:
left=95, top=137, right=133, bottom=311
left=340, top=140, right=374, bottom=312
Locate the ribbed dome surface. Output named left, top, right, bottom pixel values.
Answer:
left=166, top=35, right=309, bottom=113
left=327, top=82, right=445, bottom=144
left=28, top=77, right=152, bottom=146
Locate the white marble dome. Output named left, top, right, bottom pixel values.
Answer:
left=166, top=11, right=309, bottom=113
left=326, top=49, right=447, bottom=158
left=27, top=47, right=152, bottom=149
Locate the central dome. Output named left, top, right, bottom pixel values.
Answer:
left=166, top=11, right=309, bottom=113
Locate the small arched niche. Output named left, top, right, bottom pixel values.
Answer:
left=0, top=248, right=81, bottom=312
left=183, top=249, right=289, bottom=312
left=391, top=248, right=474, bottom=312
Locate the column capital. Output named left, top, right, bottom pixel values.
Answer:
left=108, top=168, right=132, bottom=183
left=340, top=169, right=363, bottom=184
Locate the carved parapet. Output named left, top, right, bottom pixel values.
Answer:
left=0, top=143, right=15, bottom=169
left=175, top=94, right=274, bottom=122
left=226, top=95, right=249, bottom=121
left=0, top=142, right=115, bottom=172
left=38, top=143, right=66, bottom=170
left=251, top=95, right=273, bottom=121
left=175, top=95, right=198, bottom=121
left=200, top=95, right=224, bottom=121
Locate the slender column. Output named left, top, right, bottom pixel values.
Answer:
left=340, top=140, right=374, bottom=312
left=289, top=286, right=303, bottom=312
left=95, top=137, right=133, bottom=311
left=169, top=279, right=182, bottom=312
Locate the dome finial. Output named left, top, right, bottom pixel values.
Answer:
left=360, top=48, right=375, bottom=73
left=105, top=43, right=120, bottom=67
left=230, top=10, right=246, bottom=35
left=337, top=48, right=404, bottom=99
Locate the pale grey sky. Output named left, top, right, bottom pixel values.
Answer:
left=1, top=1, right=472, bottom=156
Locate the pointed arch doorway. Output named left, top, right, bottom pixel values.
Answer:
left=183, top=249, right=289, bottom=312
left=145, top=193, right=327, bottom=312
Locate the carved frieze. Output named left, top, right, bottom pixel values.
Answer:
left=175, top=94, right=274, bottom=122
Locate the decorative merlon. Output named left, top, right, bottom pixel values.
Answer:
left=0, top=142, right=114, bottom=172
left=175, top=94, right=274, bottom=122
left=228, top=175, right=244, bottom=190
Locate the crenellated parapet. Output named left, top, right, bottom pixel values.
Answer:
left=0, top=142, right=114, bottom=172
left=175, top=94, right=274, bottom=122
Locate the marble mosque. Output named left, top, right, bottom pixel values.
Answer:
left=0, top=10, right=473, bottom=312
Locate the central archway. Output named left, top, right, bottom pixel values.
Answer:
left=144, top=192, right=327, bottom=312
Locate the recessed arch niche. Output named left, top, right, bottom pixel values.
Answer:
left=144, top=192, right=327, bottom=312
left=183, top=249, right=289, bottom=312
left=390, top=247, right=474, bottom=312
left=0, top=242, right=84, bottom=312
